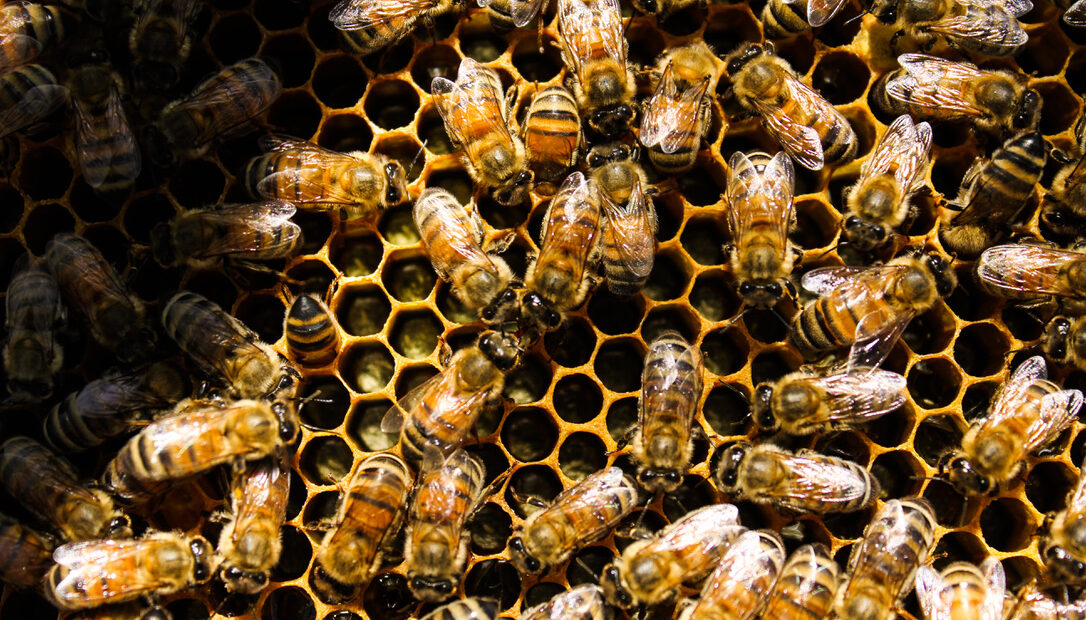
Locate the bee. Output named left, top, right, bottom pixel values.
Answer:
left=841, top=115, right=933, bottom=253
left=1007, top=584, right=1086, bottom=618
left=725, top=42, right=857, bottom=171
left=628, top=0, right=704, bottom=17
left=406, top=450, right=489, bottom=603
left=311, top=453, right=412, bottom=601
left=432, top=57, right=532, bottom=206
left=129, top=0, right=201, bottom=95
left=150, top=57, right=281, bottom=166
left=45, top=233, right=155, bottom=364
left=284, top=293, right=341, bottom=368
left=476, top=0, right=543, bottom=31
left=330, top=0, right=457, bottom=55
left=600, top=503, right=746, bottom=609
left=66, top=603, right=173, bottom=620
left=589, top=145, right=656, bottom=296
left=639, top=61, right=710, bottom=175
left=940, top=131, right=1047, bottom=258
left=420, top=598, right=499, bottom=620
left=587, top=142, right=649, bottom=207
left=0, top=63, right=68, bottom=139
left=508, top=466, right=639, bottom=575
left=676, top=529, right=786, bottom=620
left=761, top=0, right=850, bottom=38
left=45, top=531, right=214, bottom=610
left=1043, top=315, right=1086, bottom=374
left=216, top=456, right=290, bottom=594
left=44, top=362, right=190, bottom=454
left=244, top=136, right=407, bottom=219
left=915, top=558, right=1006, bottom=620
left=1042, top=113, right=1086, bottom=237
left=976, top=243, right=1086, bottom=304
left=716, top=442, right=880, bottom=514
left=760, top=543, right=841, bottom=620
left=521, top=171, right=602, bottom=332
left=382, top=330, right=519, bottom=468
left=3, top=254, right=64, bottom=403
left=833, top=497, right=937, bottom=620
left=940, top=355, right=1084, bottom=496
left=872, top=53, right=1041, bottom=136
left=67, top=51, right=141, bottom=192
left=726, top=150, right=797, bottom=308
left=413, top=187, right=517, bottom=322
left=521, top=85, right=582, bottom=188
left=0, top=3, right=68, bottom=73
left=871, top=0, right=1030, bottom=57
left=753, top=365, right=909, bottom=436
left=521, top=584, right=609, bottom=620
left=151, top=200, right=301, bottom=271
left=557, top=0, right=636, bottom=138
left=0, top=516, right=55, bottom=589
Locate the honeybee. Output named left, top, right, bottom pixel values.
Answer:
left=67, top=52, right=141, bottom=192
left=761, top=0, right=850, bottom=37
left=590, top=148, right=656, bottom=296
left=833, top=497, right=937, bottom=620
left=477, top=0, right=545, bottom=31
left=600, top=503, right=745, bottom=608
left=150, top=58, right=281, bottom=166
left=842, top=115, right=933, bottom=253
left=67, top=603, right=173, bottom=620
left=1007, top=584, right=1086, bottom=619
left=521, top=584, right=609, bottom=620
left=521, top=85, right=582, bottom=188
left=44, top=362, right=190, bottom=454
left=788, top=250, right=957, bottom=365
left=557, top=0, right=636, bottom=138
left=311, top=453, right=412, bottom=601
left=716, top=442, right=880, bottom=514
left=0, top=516, right=55, bottom=589
left=383, top=330, right=519, bottom=468
left=508, top=466, right=639, bottom=575
left=151, top=201, right=302, bottom=270
left=872, top=54, right=1041, bottom=136
left=676, top=529, right=786, bottom=620
left=0, top=64, right=68, bottom=139
left=940, top=131, right=1047, bottom=258
left=940, top=355, right=1083, bottom=496
left=0, top=3, right=68, bottom=73
left=725, top=42, right=857, bottom=171
left=639, top=61, right=710, bottom=175
left=406, top=450, right=488, bottom=603
left=915, top=558, right=1006, bottom=620
left=433, top=57, right=531, bottom=206
left=760, top=543, right=841, bottom=620
left=420, top=598, right=499, bottom=620
left=4, top=254, right=64, bottom=403
left=871, top=0, right=1030, bottom=57
left=330, top=0, right=456, bottom=55
left=413, top=187, right=517, bottom=322
left=284, top=293, right=340, bottom=368
left=45, top=233, right=155, bottom=364
left=161, top=290, right=294, bottom=400
left=244, top=136, right=407, bottom=219
left=521, top=171, right=602, bottom=332
left=976, top=243, right=1086, bottom=304
left=129, top=0, right=201, bottom=95
left=45, top=531, right=214, bottom=610
left=1042, top=113, right=1086, bottom=237
left=753, top=365, right=909, bottom=435
left=216, top=456, right=290, bottom=594
left=1043, top=315, right=1086, bottom=373
left=588, top=142, right=649, bottom=206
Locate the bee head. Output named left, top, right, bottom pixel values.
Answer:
left=523, top=291, right=562, bottom=331
left=1044, top=317, right=1073, bottom=362
left=477, top=330, right=520, bottom=371
left=842, top=215, right=889, bottom=252
left=588, top=104, right=635, bottom=139
left=384, top=162, right=407, bottom=204
left=272, top=400, right=300, bottom=443
left=715, top=441, right=750, bottom=491
left=5, top=377, right=53, bottom=402
left=725, top=43, right=769, bottom=77
left=752, top=383, right=780, bottom=431
left=221, top=564, right=270, bottom=594
left=507, top=536, right=542, bottom=574
left=939, top=452, right=993, bottom=496
left=408, top=576, right=456, bottom=602
left=480, top=287, right=519, bottom=324
left=494, top=170, right=533, bottom=206
left=1013, top=88, right=1042, bottom=130
left=106, top=514, right=133, bottom=538
left=738, top=280, right=785, bottom=308
left=637, top=468, right=682, bottom=493
left=189, top=536, right=215, bottom=583
left=310, top=564, right=359, bottom=604
left=921, top=252, right=957, bottom=297
left=1044, top=543, right=1086, bottom=583
left=600, top=564, right=634, bottom=609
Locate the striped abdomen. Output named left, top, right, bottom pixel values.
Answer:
left=682, top=530, right=786, bottom=620
left=871, top=68, right=977, bottom=122
left=0, top=4, right=65, bottom=70
left=948, top=131, right=1045, bottom=233
left=636, top=332, right=702, bottom=486
left=402, top=358, right=498, bottom=468
left=0, top=520, right=53, bottom=588
left=789, top=280, right=892, bottom=354
left=785, top=81, right=857, bottom=165
left=71, top=70, right=140, bottom=191
left=285, top=294, right=340, bottom=367
left=524, top=86, right=581, bottom=183
left=761, top=544, right=840, bottom=620
left=528, top=187, right=602, bottom=310
left=339, top=12, right=419, bottom=55
left=407, top=451, right=486, bottom=586
left=219, top=457, right=291, bottom=588
left=0, top=63, right=64, bottom=136
left=421, top=598, right=499, bottom=620
left=4, top=258, right=62, bottom=387
left=761, top=0, right=810, bottom=38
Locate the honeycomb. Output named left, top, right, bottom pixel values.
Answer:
left=0, top=0, right=1085, bottom=616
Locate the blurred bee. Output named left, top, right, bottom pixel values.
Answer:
left=940, top=355, right=1083, bottom=496
left=413, top=187, right=517, bottom=322
left=311, top=453, right=412, bottom=602
left=600, top=503, right=745, bottom=608
left=521, top=171, right=602, bottom=332
left=915, top=558, right=1006, bottom=620
left=871, top=0, right=1030, bottom=57
left=0, top=516, right=55, bottom=589
left=4, top=254, right=64, bottom=403
left=477, top=0, right=545, bottom=31
left=330, top=0, right=457, bottom=55
left=1042, top=113, right=1086, bottom=237
left=66, top=603, right=173, bottom=620
left=762, top=0, right=850, bottom=37
left=676, top=529, right=786, bottom=620
left=244, top=136, right=407, bottom=219
left=508, top=466, right=639, bottom=575
left=0, top=64, right=69, bottom=140
left=872, top=53, right=1041, bottom=136
left=940, top=131, right=1047, bottom=258
left=1044, top=315, right=1086, bottom=373
left=716, top=442, right=879, bottom=514
left=382, top=330, right=519, bottom=468
left=557, top=0, right=636, bottom=138
left=760, top=543, right=841, bottom=620
left=588, top=145, right=656, bottom=296
left=0, top=3, right=68, bottom=73
left=521, top=85, right=582, bottom=188
left=833, top=497, right=937, bottom=620
left=44, top=362, right=190, bottom=454
left=216, top=456, right=290, bottom=594
left=151, top=200, right=301, bottom=271
left=129, top=0, right=201, bottom=95
left=45, top=233, right=155, bottom=364
left=67, top=51, right=142, bottom=192
left=725, top=42, right=857, bottom=171
left=150, top=57, right=281, bottom=166
left=420, top=598, right=499, bottom=620
left=1007, top=583, right=1086, bottom=618
left=726, top=150, right=797, bottom=308
left=45, top=531, right=214, bottom=610
left=976, top=243, right=1086, bottom=305
left=639, top=61, right=710, bottom=175
left=406, top=450, right=488, bottom=603
left=842, top=114, right=933, bottom=253
left=521, top=584, right=609, bottom=620
left=284, top=293, right=340, bottom=368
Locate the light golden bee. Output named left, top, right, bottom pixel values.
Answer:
left=557, top=0, right=636, bottom=138
left=1007, top=583, right=1086, bottom=618
left=842, top=114, right=933, bottom=253
left=600, top=503, right=745, bottom=608
left=940, top=131, right=1047, bottom=258
left=433, top=57, right=532, bottom=206
left=0, top=63, right=68, bottom=139
left=330, top=0, right=456, bottom=55
left=3, top=254, right=64, bottom=403
left=639, top=60, right=711, bottom=175
left=0, top=3, right=68, bottom=73
left=383, top=330, right=519, bottom=468
left=420, top=598, right=499, bottom=620
left=871, top=0, right=1030, bottom=57
left=760, top=543, right=841, bottom=620
left=244, top=136, right=407, bottom=219
left=872, top=53, right=1041, bottom=136
left=1043, top=315, right=1086, bottom=373
left=521, top=584, right=609, bottom=620
left=833, top=497, right=937, bottom=620
left=129, top=0, right=201, bottom=95
left=65, top=602, right=173, bottom=620
left=725, top=42, right=857, bottom=171
left=716, top=442, right=880, bottom=514
left=977, top=243, right=1086, bottom=305
left=676, top=529, right=786, bottom=620
left=477, top=0, right=547, bottom=31
left=521, top=85, right=582, bottom=188
left=216, top=456, right=290, bottom=594
left=0, top=516, right=55, bottom=589
left=45, top=531, right=214, bottom=610
left=508, top=466, right=639, bottom=575
left=67, top=54, right=141, bottom=192
left=941, top=355, right=1083, bottom=495
left=284, top=293, right=341, bottom=368
left=587, top=142, right=649, bottom=207
left=589, top=144, right=656, bottom=296
left=150, top=200, right=302, bottom=271
left=915, top=558, right=1006, bottom=620
left=761, top=0, right=850, bottom=37
left=1043, top=113, right=1086, bottom=237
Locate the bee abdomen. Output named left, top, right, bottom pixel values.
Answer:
left=285, top=294, right=340, bottom=367
left=761, top=0, right=810, bottom=38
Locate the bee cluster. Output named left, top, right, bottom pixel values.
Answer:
left=1, top=0, right=1086, bottom=616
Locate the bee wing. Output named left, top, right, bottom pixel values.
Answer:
left=861, top=115, right=931, bottom=192
left=983, top=355, right=1048, bottom=432
left=558, top=0, right=626, bottom=84
left=1024, top=388, right=1084, bottom=451
left=926, top=9, right=1028, bottom=48
left=976, top=244, right=1084, bottom=296
left=639, top=63, right=676, bottom=149
left=750, top=88, right=825, bottom=171
left=381, top=369, right=448, bottom=433
left=73, top=85, right=140, bottom=188
left=0, top=81, right=66, bottom=138
left=786, top=452, right=874, bottom=506
left=1066, top=0, right=1086, bottom=26
left=53, top=538, right=178, bottom=604
left=544, top=467, right=636, bottom=540
left=915, top=565, right=951, bottom=620
left=955, top=0, right=1031, bottom=17
left=74, top=373, right=170, bottom=418
left=329, top=0, right=429, bottom=30
left=432, top=58, right=517, bottom=151
left=812, top=369, right=908, bottom=422
left=850, top=302, right=913, bottom=372
left=184, top=201, right=301, bottom=259
left=538, top=171, right=600, bottom=269
left=980, top=557, right=1006, bottom=620
left=256, top=137, right=361, bottom=204
left=174, top=61, right=280, bottom=145
left=800, top=264, right=899, bottom=295
left=807, top=0, right=849, bottom=26
left=888, top=54, right=988, bottom=117
left=0, top=32, right=42, bottom=69
left=727, top=151, right=795, bottom=251
left=601, top=179, right=657, bottom=291
left=508, top=0, right=548, bottom=26
left=231, top=457, right=290, bottom=539
left=640, top=65, right=708, bottom=155
left=413, top=188, right=494, bottom=280
left=649, top=504, right=743, bottom=557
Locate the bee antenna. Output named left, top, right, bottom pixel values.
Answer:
left=574, top=555, right=600, bottom=580
left=843, top=6, right=870, bottom=25
left=410, top=139, right=428, bottom=177
left=622, top=13, right=634, bottom=39
left=719, top=306, right=751, bottom=333
left=813, top=242, right=845, bottom=260
left=768, top=306, right=791, bottom=330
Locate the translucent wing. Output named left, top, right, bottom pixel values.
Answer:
left=849, top=304, right=913, bottom=372
left=807, top=0, right=849, bottom=26
left=533, top=171, right=601, bottom=289
left=558, top=0, right=626, bottom=84
left=980, top=557, right=1006, bottom=620
left=231, top=457, right=289, bottom=543
left=138, top=403, right=267, bottom=477
left=52, top=538, right=175, bottom=604
left=413, top=187, right=494, bottom=280
left=0, top=82, right=67, bottom=139
left=644, top=504, right=743, bottom=559
left=696, top=530, right=784, bottom=612
left=1066, top=0, right=1086, bottom=26
left=640, top=64, right=708, bottom=154
left=639, top=63, right=677, bottom=149
left=861, top=115, right=932, bottom=194
left=538, top=467, right=636, bottom=541
left=955, top=0, right=1031, bottom=17
left=927, top=9, right=1028, bottom=48
left=510, top=0, right=549, bottom=26
left=329, top=0, right=431, bottom=30
left=255, top=136, right=363, bottom=205
left=977, top=244, right=1085, bottom=297
left=887, top=54, right=988, bottom=116
left=45, top=234, right=135, bottom=317
left=751, top=90, right=825, bottom=170
left=811, top=368, right=908, bottom=422
left=73, top=372, right=173, bottom=419
left=415, top=450, right=486, bottom=522
left=381, top=368, right=448, bottom=433
left=432, top=58, right=516, bottom=154
left=183, top=201, right=300, bottom=259
left=74, top=84, right=141, bottom=188
left=800, top=265, right=872, bottom=295
left=727, top=151, right=795, bottom=257
left=982, top=355, right=1047, bottom=435
left=171, top=60, right=281, bottom=144
left=915, top=565, right=949, bottom=620
left=601, top=179, right=656, bottom=293
left=781, top=451, right=873, bottom=508
left=848, top=499, right=907, bottom=574
left=0, top=32, right=42, bottom=71
left=1024, top=388, right=1083, bottom=450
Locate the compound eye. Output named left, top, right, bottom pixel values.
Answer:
left=665, top=471, right=681, bottom=484
left=767, top=282, right=783, bottom=298
left=642, top=0, right=657, bottom=11
left=738, top=281, right=755, bottom=295
left=526, top=556, right=541, bottom=572
left=588, top=153, right=604, bottom=167
left=544, top=309, right=562, bottom=328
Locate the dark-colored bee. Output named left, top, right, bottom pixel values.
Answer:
left=284, top=293, right=341, bottom=368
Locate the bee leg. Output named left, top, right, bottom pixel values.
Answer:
left=606, top=426, right=635, bottom=456
left=507, top=485, right=550, bottom=512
